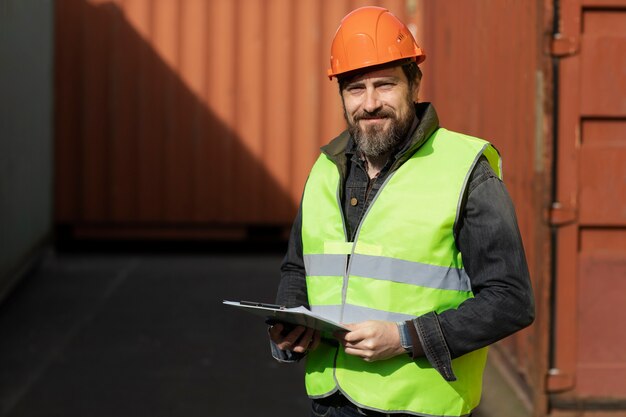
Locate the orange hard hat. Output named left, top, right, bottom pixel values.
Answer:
left=327, top=6, right=426, bottom=80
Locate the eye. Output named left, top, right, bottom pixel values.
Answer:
left=346, top=85, right=365, bottom=94
left=376, top=82, right=395, bottom=91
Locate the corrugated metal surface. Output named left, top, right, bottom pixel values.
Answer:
left=415, top=0, right=626, bottom=414
left=549, top=0, right=626, bottom=409
left=412, top=1, right=552, bottom=415
left=0, top=0, right=54, bottom=298
left=53, top=0, right=626, bottom=413
left=55, top=0, right=407, bottom=237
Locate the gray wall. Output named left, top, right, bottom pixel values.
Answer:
left=0, top=0, right=54, bottom=299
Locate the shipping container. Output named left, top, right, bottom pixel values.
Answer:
left=54, top=1, right=626, bottom=415
left=413, top=1, right=552, bottom=415
left=413, top=0, right=626, bottom=416
left=54, top=0, right=405, bottom=240
left=548, top=0, right=626, bottom=413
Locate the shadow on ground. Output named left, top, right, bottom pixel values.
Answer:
left=0, top=249, right=308, bottom=417
left=0, top=248, right=527, bottom=417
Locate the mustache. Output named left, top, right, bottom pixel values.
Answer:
left=354, top=109, right=395, bottom=121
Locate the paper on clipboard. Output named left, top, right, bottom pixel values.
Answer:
left=223, top=300, right=349, bottom=333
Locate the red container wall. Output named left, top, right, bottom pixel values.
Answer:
left=411, top=0, right=626, bottom=415
left=55, top=0, right=407, bottom=238
left=54, top=0, right=553, bottom=409
left=411, top=0, right=552, bottom=415
left=54, top=0, right=626, bottom=414
left=549, top=0, right=626, bottom=411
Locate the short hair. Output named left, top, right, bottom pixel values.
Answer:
left=402, top=61, right=422, bottom=88
left=337, top=59, right=422, bottom=93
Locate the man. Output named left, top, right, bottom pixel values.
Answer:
left=269, top=6, right=534, bottom=417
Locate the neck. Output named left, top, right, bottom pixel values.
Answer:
left=364, top=152, right=392, bottom=179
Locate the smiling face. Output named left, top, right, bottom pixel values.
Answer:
left=341, top=65, right=419, bottom=158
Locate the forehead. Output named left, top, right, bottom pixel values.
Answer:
left=344, top=65, right=406, bottom=84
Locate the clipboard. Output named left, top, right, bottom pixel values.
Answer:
left=223, top=300, right=349, bottom=333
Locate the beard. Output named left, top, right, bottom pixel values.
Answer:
left=345, top=95, right=415, bottom=158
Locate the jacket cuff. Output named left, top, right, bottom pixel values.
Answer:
left=413, top=312, right=457, bottom=381
left=269, top=339, right=305, bottom=363
left=404, top=319, right=421, bottom=357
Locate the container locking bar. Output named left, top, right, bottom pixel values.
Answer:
left=548, top=202, right=577, bottom=226
left=551, top=36, right=579, bottom=58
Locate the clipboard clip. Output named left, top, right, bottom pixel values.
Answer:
left=240, top=300, right=286, bottom=310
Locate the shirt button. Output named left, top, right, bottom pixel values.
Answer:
left=350, top=197, right=358, bottom=206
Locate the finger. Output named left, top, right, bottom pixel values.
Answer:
left=344, top=347, right=374, bottom=362
left=333, top=331, right=347, bottom=344
left=281, top=325, right=306, bottom=349
left=310, top=331, right=321, bottom=351
left=291, top=327, right=315, bottom=353
left=268, top=323, right=284, bottom=343
left=334, top=326, right=357, bottom=343
left=343, top=321, right=382, bottom=343
left=301, top=327, right=315, bottom=344
left=342, top=328, right=368, bottom=343
left=344, top=340, right=368, bottom=350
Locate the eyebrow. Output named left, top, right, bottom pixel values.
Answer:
left=345, top=76, right=400, bottom=88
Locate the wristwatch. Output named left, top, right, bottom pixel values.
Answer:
left=396, top=321, right=413, bottom=354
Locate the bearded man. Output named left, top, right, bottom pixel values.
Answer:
left=269, top=7, right=534, bottom=417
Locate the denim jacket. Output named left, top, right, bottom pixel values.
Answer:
left=273, top=103, right=535, bottom=381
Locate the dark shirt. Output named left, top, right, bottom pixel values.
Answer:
left=275, top=103, right=535, bottom=381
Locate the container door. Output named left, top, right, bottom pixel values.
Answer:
left=549, top=0, right=626, bottom=404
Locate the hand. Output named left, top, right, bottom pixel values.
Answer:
left=269, top=323, right=321, bottom=354
left=334, top=320, right=405, bottom=362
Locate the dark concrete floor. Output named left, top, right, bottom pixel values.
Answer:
left=0, top=248, right=527, bottom=417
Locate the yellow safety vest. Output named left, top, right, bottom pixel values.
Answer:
left=301, top=128, right=502, bottom=416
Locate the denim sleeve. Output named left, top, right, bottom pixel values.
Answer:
left=276, top=205, right=309, bottom=309
left=270, top=206, right=309, bottom=363
left=411, top=158, right=535, bottom=381
left=269, top=338, right=305, bottom=363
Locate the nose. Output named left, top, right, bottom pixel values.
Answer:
left=362, top=87, right=382, bottom=113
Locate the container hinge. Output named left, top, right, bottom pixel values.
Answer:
left=549, top=202, right=577, bottom=226
left=546, top=368, right=575, bottom=392
left=551, top=36, right=579, bottom=58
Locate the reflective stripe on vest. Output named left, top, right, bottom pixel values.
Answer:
left=301, top=128, right=501, bottom=416
left=304, top=253, right=472, bottom=291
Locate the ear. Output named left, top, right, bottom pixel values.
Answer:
left=412, top=78, right=421, bottom=102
